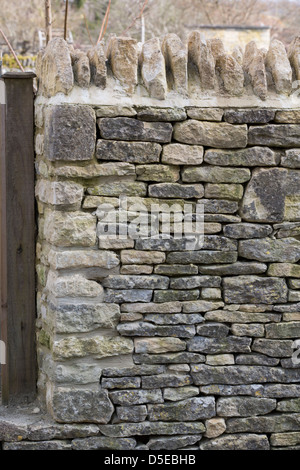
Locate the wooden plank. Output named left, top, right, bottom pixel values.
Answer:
left=0, top=72, right=36, bottom=404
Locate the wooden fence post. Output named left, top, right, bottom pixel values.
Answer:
left=0, top=72, right=37, bottom=404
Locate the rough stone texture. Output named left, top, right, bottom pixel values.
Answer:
left=266, top=40, right=292, bottom=95
left=239, top=238, right=300, bottom=263
left=204, top=147, right=280, bottom=167
left=248, top=125, right=300, bottom=148
left=71, top=50, right=90, bottom=88
left=148, top=397, right=216, bottom=421
left=99, top=117, right=172, bottom=143
left=200, top=433, right=270, bottom=450
left=162, top=33, right=187, bottom=93
left=43, top=211, right=96, bottom=247
left=243, top=41, right=268, bottom=100
left=87, top=43, right=107, bottom=88
left=188, top=31, right=215, bottom=91
left=216, top=397, right=277, bottom=417
left=204, top=418, right=226, bottom=438
left=223, top=276, right=288, bottom=304
left=96, top=140, right=162, bottom=163
left=44, top=105, right=96, bottom=161
left=107, top=37, right=138, bottom=94
left=162, top=143, right=203, bottom=165
left=140, top=38, right=167, bottom=100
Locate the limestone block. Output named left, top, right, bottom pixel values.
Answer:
left=248, top=124, right=300, bottom=147
left=204, top=147, right=279, bottom=167
left=140, top=38, right=167, bottom=100
left=148, top=397, right=215, bottom=421
left=223, top=276, right=288, bottom=304
left=239, top=238, right=300, bottom=263
left=204, top=418, right=226, bottom=438
left=199, top=262, right=267, bottom=276
left=186, top=108, right=223, bottom=121
left=149, top=183, right=204, bottom=199
left=223, top=223, right=272, bottom=239
left=266, top=39, right=292, bottom=94
left=281, top=149, right=300, bottom=168
left=217, top=397, right=276, bottom=417
left=224, top=109, right=275, bottom=124
left=136, top=106, right=186, bottom=122
left=87, top=42, right=107, bottom=88
left=161, top=33, right=187, bottom=93
left=53, top=336, right=133, bottom=360
left=188, top=31, right=215, bottom=90
left=288, top=36, right=300, bottom=80
left=96, top=139, right=161, bottom=163
left=71, top=49, right=90, bottom=88
left=99, top=421, right=205, bottom=438
left=99, top=117, right=172, bottom=143
left=136, top=164, right=179, bottom=182
left=243, top=41, right=268, bottom=100
left=252, top=338, right=294, bottom=357
left=205, top=184, right=244, bottom=200
left=121, top=250, right=165, bottom=265
left=182, top=166, right=250, bottom=184
left=35, top=180, right=84, bottom=207
left=200, top=434, right=270, bottom=450
left=134, top=337, right=186, bottom=354
left=107, top=37, right=138, bottom=94
left=44, top=211, right=96, bottom=247
left=162, top=143, right=203, bottom=165
left=46, top=272, right=103, bottom=299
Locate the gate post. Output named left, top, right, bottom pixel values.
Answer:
left=0, top=72, right=36, bottom=404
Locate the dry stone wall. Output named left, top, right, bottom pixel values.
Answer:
left=11, top=34, right=300, bottom=450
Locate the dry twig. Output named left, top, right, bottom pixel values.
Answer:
left=97, top=0, right=111, bottom=44
left=121, top=0, right=149, bottom=36
left=0, top=28, right=25, bottom=72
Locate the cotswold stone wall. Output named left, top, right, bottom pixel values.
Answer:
left=30, top=33, right=300, bottom=451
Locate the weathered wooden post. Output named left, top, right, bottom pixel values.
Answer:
left=0, top=72, right=36, bottom=404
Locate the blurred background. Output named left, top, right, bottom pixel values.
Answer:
left=0, top=0, right=299, bottom=71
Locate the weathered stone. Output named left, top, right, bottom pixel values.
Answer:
left=38, top=38, right=74, bottom=97
left=204, top=146, right=280, bottom=167
left=134, top=337, right=186, bottom=354
left=87, top=43, right=106, bottom=88
left=142, top=374, right=193, bottom=389
left=44, top=211, right=96, bottom=247
left=201, top=288, right=222, bottom=300
left=44, top=105, right=96, bottom=161
left=144, top=313, right=204, bottom=325
left=266, top=39, right=292, bottom=94
left=289, top=279, right=300, bottom=289
left=46, top=273, right=103, bottom=299
left=200, top=384, right=300, bottom=398
left=205, top=184, right=244, bottom=200
left=109, top=389, right=163, bottom=406
left=104, top=289, right=152, bottom=303
left=187, top=108, right=223, bottom=122
left=149, top=183, right=204, bottom=199
left=107, top=37, right=138, bottom=94
left=148, top=435, right=201, bottom=450
left=274, top=303, right=300, bottom=313
left=164, top=386, right=199, bottom=402
left=71, top=49, right=90, bottom=88
left=50, top=388, right=114, bottom=423
left=170, top=276, right=221, bottom=290
left=226, top=414, right=300, bottom=434
left=99, top=238, right=134, bottom=250
left=271, top=432, right=300, bottom=447
left=115, top=406, right=147, bottom=423
left=275, top=111, right=300, bottom=124
left=217, top=52, right=245, bottom=96
left=89, top=181, right=147, bottom=197
left=204, top=223, right=222, bottom=234
left=266, top=322, right=300, bottom=339
left=224, top=223, right=272, bottom=239
left=96, top=140, right=161, bottom=163
left=236, top=354, right=279, bottom=366
left=187, top=336, right=251, bottom=354
left=204, top=418, right=226, bottom=438
left=167, top=251, right=238, bottom=265
left=206, top=354, right=235, bottom=366
left=136, top=106, right=186, bottom=122
left=231, top=323, right=265, bottom=338
left=196, top=323, right=229, bottom=338
left=121, top=265, right=153, bottom=275
left=182, top=166, right=250, bottom=183
left=268, top=263, right=300, bottom=278
left=200, top=433, right=270, bottom=450
left=99, top=117, right=172, bottom=143
left=99, top=421, right=205, bottom=437
left=277, top=398, right=300, bottom=412
left=239, top=238, right=300, bottom=263
left=154, top=264, right=198, bottom=276
left=121, top=250, right=165, bottom=265
left=205, top=310, right=281, bottom=324
left=173, top=120, right=247, bottom=148
left=121, top=302, right=181, bottom=313
left=53, top=302, right=120, bottom=333
left=161, top=34, right=187, bottom=93
left=101, top=376, right=141, bottom=390
left=133, top=352, right=205, bottom=364
left=161, top=143, right=204, bottom=165
left=102, top=275, right=168, bottom=290
left=95, top=105, right=136, bottom=118
left=3, top=441, right=72, bottom=450
left=48, top=249, right=119, bottom=270
left=224, top=109, right=275, bottom=124
left=140, top=38, right=167, bottom=100
left=199, top=262, right=267, bottom=276
left=241, top=168, right=300, bottom=222
left=117, top=322, right=194, bottom=339
left=201, top=199, right=238, bottom=214
left=53, top=336, right=133, bottom=360
left=282, top=149, right=300, bottom=168
left=252, top=338, right=293, bottom=358
left=136, top=165, right=179, bottom=182
left=204, top=214, right=241, bottom=223
left=148, top=397, right=215, bottom=421
left=180, top=301, right=224, bottom=315
left=191, top=364, right=300, bottom=385
left=72, top=437, right=136, bottom=450
left=243, top=41, right=268, bottom=100
left=36, top=180, right=84, bottom=207
left=217, top=397, right=276, bottom=417
left=153, top=289, right=199, bottom=303
left=188, top=31, right=215, bottom=90
left=275, top=222, right=300, bottom=238
left=102, top=365, right=166, bottom=377
left=288, top=36, right=300, bottom=80
left=27, top=422, right=100, bottom=441
left=223, top=276, right=288, bottom=304
left=248, top=125, right=300, bottom=147
left=44, top=360, right=103, bottom=385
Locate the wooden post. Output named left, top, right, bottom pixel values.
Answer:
left=0, top=72, right=36, bottom=405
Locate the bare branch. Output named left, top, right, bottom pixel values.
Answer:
left=0, top=28, right=25, bottom=72
left=97, top=0, right=111, bottom=44
left=121, top=0, right=149, bottom=36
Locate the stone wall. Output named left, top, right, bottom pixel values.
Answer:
left=10, top=33, right=300, bottom=450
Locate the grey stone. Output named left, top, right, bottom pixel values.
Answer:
left=200, top=384, right=300, bottom=398
left=282, top=149, right=300, bottom=168
left=226, top=414, right=300, bottom=434
left=153, top=289, right=199, bottom=303
left=87, top=43, right=107, bottom=88
left=26, top=422, right=100, bottom=441
left=3, top=441, right=72, bottom=450
left=164, top=386, right=199, bottom=402
left=99, top=117, right=172, bottom=143
left=200, top=433, right=270, bottom=450
left=161, top=143, right=204, bottom=165
left=217, top=397, right=277, bottom=417
left=72, top=436, right=136, bottom=450
left=121, top=302, right=181, bottom=313
left=188, top=31, right=215, bottom=90
left=266, top=39, right=292, bottom=94
left=90, top=181, right=148, bottom=197
left=231, top=323, right=265, bottom=338
left=117, top=322, right=195, bottom=338
left=187, top=336, right=251, bottom=354
left=196, top=323, right=229, bottom=338
left=44, top=105, right=96, bottom=161
left=173, top=120, right=247, bottom=148
left=204, top=146, right=279, bottom=167
left=252, top=338, right=294, bottom=358
left=243, top=41, right=268, bottom=100
left=51, top=388, right=114, bottom=423
left=99, top=421, right=206, bottom=437
left=170, top=275, right=221, bottom=289
left=133, top=352, right=205, bottom=364
left=142, top=374, right=193, bottom=389
left=205, top=310, right=281, bottom=324
left=134, top=337, right=186, bottom=354
left=107, top=37, right=138, bottom=94
left=136, top=107, right=186, bottom=122
left=104, top=289, right=153, bottom=303
left=223, top=276, right=288, bottom=304
left=182, top=166, right=250, bottom=183
left=136, top=164, right=179, bottom=182
left=187, top=108, right=223, bottom=121
left=144, top=313, right=204, bottom=325
left=96, top=140, right=161, bottom=163
left=154, top=264, right=198, bottom=276
left=166, top=251, right=238, bottom=265
left=116, top=406, right=147, bottom=423
left=161, top=33, right=188, bottom=94
left=201, top=199, right=239, bottom=214
left=240, top=238, right=300, bottom=263
left=191, top=364, right=300, bottom=385
left=277, top=399, right=300, bottom=413
left=248, top=124, right=300, bottom=147
left=148, top=435, right=201, bottom=450
left=140, top=38, right=167, bottom=100
left=224, top=223, right=272, bottom=239
left=199, top=262, right=267, bottom=276
left=101, top=377, right=141, bottom=389
left=236, top=354, right=279, bottom=366
left=109, top=389, right=163, bottom=405
left=205, top=184, right=244, bottom=200
left=266, top=322, right=300, bottom=339
left=148, top=397, right=216, bottom=421
left=224, top=109, right=275, bottom=124
left=149, top=183, right=204, bottom=199
left=102, top=275, right=169, bottom=290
